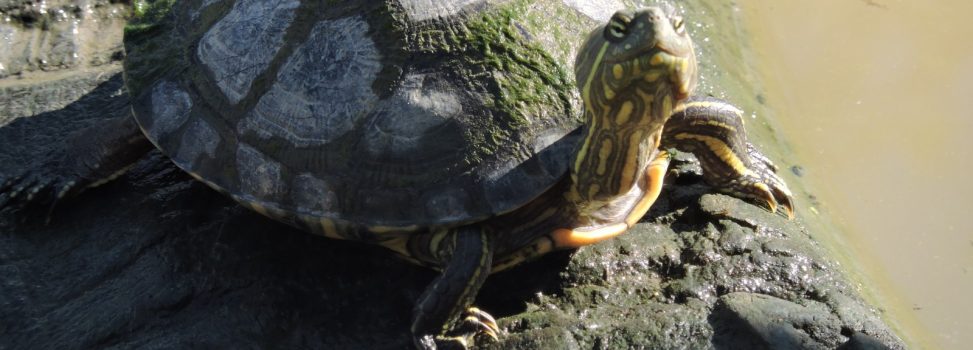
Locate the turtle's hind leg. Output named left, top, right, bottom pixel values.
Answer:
left=0, top=116, right=152, bottom=216
left=411, top=226, right=500, bottom=349
left=663, top=96, right=794, bottom=218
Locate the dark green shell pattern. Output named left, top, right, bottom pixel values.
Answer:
left=123, top=0, right=620, bottom=230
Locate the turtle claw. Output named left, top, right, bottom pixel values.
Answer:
left=766, top=173, right=795, bottom=220
left=752, top=182, right=779, bottom=214
left=744, top=148, right=794, bottom=220
left=773, top=184, right=795, bottom=220
left=727, top=179, right=793, bottom=219
left=726, top=144, right=795, bottom=219
left=749, top=181, right=793, bottom=219
left=422, top=307, right=502, bottom=350
left=463, top=307, right=500, bottom=342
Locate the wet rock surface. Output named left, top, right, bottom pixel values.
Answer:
left=0, top=1, right=905, bottom=349
left=0, top=0, right=128, bottom=125
left=480, top=153, right=902, bottom=349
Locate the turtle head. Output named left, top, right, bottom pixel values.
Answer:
left=568, top=8, right=698, bottom=205
left=575, top=7, right=697, bottom=105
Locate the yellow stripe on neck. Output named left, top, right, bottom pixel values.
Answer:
left=581, top=42, right=610, bottom=103
left=574, top=42, right=612, bottom=175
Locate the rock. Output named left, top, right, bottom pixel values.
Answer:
left=0, top=67, right=121, bottom=126
left=0, top=0, right=128, bottom=125
left=0, top=0, right=127, bottom=77
left=711, top=292, right=840, bottom=350
left=479, top=182, right=904, bottom=349
left=839, top=331, right=895, bottom=350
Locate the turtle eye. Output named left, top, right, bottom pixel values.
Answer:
left=671, top=16, right=685, bottom=34
left=605, top=13, right=631, bottom=42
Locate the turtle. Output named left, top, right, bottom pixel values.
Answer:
left=0, top=1, right=794, bottom=348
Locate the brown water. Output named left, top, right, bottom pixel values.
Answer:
left=739, top=0, right=973, bottom=348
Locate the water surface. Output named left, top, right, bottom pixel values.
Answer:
left=740, top=1, right=973, bottom=348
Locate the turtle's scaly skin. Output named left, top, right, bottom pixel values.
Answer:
left=664, top=96, right=794, bottom=216
left=0, top=2, right=793, bottom=349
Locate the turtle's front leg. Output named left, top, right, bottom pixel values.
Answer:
left=662, top=96, right=794, bottom=218
left=0, top=116, right=152, bottom=214
left=411, top=227, right=500, bottom=349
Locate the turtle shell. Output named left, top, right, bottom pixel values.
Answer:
left=123, top=0, right=609, bottom=229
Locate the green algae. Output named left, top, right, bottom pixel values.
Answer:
left=430, top=0, right=579, bottom=166
left=125, top=0, right=176, bottom=36
left=461, top=1, right=575, bottom=127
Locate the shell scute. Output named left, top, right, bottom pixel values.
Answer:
left=126, top=0, right=587, bottom=229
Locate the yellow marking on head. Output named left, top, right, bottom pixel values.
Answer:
left=618, top=129, right=645, bottom=191
left=625, top=151, right=669, bottom=226
left=612, top=64, right=624, bottom=80
left=604, top=84, right=616, bottom=100
left=674, top=133, right=753, bottom=176
left=551, top=223, right=629, bottom=248
left=636, top=89, right=655, bottom=109
left=596, top=138, right=613, bottom=176
left=644, top=71, right=661, bottom=82
left=319, top=218, right=340, bottom=239
left=630, top=62, right=643, bottom=76
left=650, top=52, right=666, bottom=66
left=615, top=100, right=634, bottom=124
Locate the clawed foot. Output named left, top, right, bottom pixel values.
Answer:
left=723, top=143, right=794, bottom=219
left=0, top=157, right=85, bottom=221
left=458, top=307, right=500, bottom=343
left=416, top=307, right=501, bottom=350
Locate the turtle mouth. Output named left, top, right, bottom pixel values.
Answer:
left=605, top=45, right=695, bottom=100
left=651, top=42, right=697, bottom=100
left=664, top=51, right=696, bottom=100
